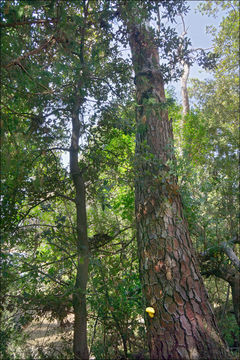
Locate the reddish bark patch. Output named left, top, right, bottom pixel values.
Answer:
left=168, top=224, right=175, bottom=237
left=175, top=324, right=185, bottom=346
left=174, top=291, right=184, bottom=306
left=173, top=238, right=179, bottom=250
left=186, top=302, right=195, bottom=322
left=192, top=301, right=202, bottom=315
left=161, top=311, right=172, bottom=323
left=154, top=260, right=164, bottom=272
left=180, top=315, right=192, bottom=336
left=166, top=301, right=177, bottom=315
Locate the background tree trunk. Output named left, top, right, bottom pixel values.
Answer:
left=181, top=61, right=190, bottom=116
left=70, top=2, right=89, bottom=358
left=126, top=22, right=231, bottom=360
left=70, top=107, right=89, bottom=360
left=179, top=14, right=190, bottom=117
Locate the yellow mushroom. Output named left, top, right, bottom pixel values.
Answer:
left=146, top=307, right=155, bottom=318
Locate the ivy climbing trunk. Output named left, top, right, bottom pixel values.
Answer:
left=70, top=102, right=89, bottom=360
left=126, top=22, right=231, bottom=360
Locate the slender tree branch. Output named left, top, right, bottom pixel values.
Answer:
left=20, top=259, right=68, bottom=287
left=190, top=47, right=213, bottom=53
left=44, top=239, right=77, bottom=268
left=45, top=147, right=71, bottom=152
left=221, top=284, right=230, bottom=320
left=19, top=62, right=52, bottom=92
left=0, top=18, right=58, bottom=28
left=38, top=254, right=77, bottom=268
left=89, top=226, right=132, bottom=251
left=221, top=242, right=240, bottom=271
left=89, top=313, right=99, bottom=355
left=96, top=237, right=134, bottom=255
left=1, top=104, right=38, bottom=119
left=180, top=13, right=187, bottom=37
left=16, top=196, right=58, bottom=227
left=54, top=193, right=76, bottom=203
left=15, top=193, right=74, bottom=231
left=17, top=223, right=77, bottom=230
left=199, top=236, right=240, bottom=272
left=5, top=36, right=56, bottom=69
left=231, top=235, right=240, bottom=244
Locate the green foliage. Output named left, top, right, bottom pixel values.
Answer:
left=1, top=0, right=239, bottom=358
left=169, top=3, right=239, bottom=343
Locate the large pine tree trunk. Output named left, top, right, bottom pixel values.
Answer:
left=127, top=23, right=231, bottom=360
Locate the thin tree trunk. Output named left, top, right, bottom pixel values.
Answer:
left=181, top=60, right=190, bottom=116
left=179, top=14, right=190, bottom=117
left=126, top=21, right=231, bottom=360
left=70, top=1, right=89, bottom=357
left=230, top=273, right=240, bottom=327
left=100, top=264, right=128, bottom=358
left=70, top=106, right=89, bottom=360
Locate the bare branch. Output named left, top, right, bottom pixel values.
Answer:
left=199, top=236, right=240, bottom=272
left=180, top=13, right=187, bottom=37
left=221, top=242, right=240, bottom=271
left=232, top=235, right=240, bottom=244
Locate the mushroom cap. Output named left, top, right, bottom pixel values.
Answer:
left=146, top=307, right=155, bottom=318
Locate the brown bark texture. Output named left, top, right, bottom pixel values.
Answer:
left=70, top=107, right=89, bottom=360
left=127, top=23, right=231, bottom=360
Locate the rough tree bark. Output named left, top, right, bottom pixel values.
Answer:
left=124, top=19, right=231, bottom=360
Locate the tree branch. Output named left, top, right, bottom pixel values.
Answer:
left=15, top=194, right=74, bottom=231
left=17, top=223, right=77, bottom=230
left=199, top=236, right=240, bottom=272
left=45, top=147, right=71, bottom=152
left=5, top=36, right=56, bottom=69
left=20, top=258, right=68, bottom=287
left=89, top=226, right=132, bottom=251
left=54, top=193, right=75, bottom=203
left=0, top=18, right=58, bottom=29
left=221, top=242, right=240, bottom=271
